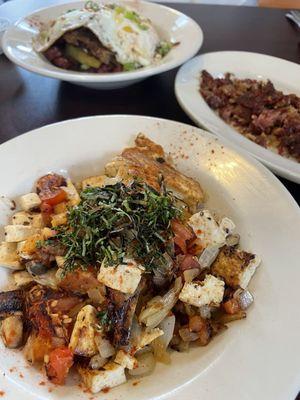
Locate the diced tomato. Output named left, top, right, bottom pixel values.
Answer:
left=46, top=347, right=73, bottom=385
left=171, top=220, right=195, bottom=254
left=41, top=189, right=67, bottom=206
left=178, top=254, right=200, bottom=271
left=40, top=201, right=53, bottom=226
left=36, top=174, right=67, bottom=205
left=223, top=299, right=240, bottom=315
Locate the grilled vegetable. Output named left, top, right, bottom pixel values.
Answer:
left=45, top=347, right=74, bottom=385
left=66, top=44, right=101, bottom=68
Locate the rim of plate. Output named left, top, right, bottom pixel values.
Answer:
left=174, top=51, right=300, bottom=183
left=2, top=0, right=203, bottom=83
left=0, top=114, right=298, bottom=208
left=0, top=115, right=299, bottom=400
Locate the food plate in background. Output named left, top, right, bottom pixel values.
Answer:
left=175, top=51, right=300, bottom=183
left=2, top=0, right=203, bottom=89
left=0, top=115, right=299, bottom=400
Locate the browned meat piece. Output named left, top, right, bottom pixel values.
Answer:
left=36, top=173, right=66, bottom=198
left=105, top=134, right=204, bottom=208
left=62, top=28, right=116, bottom=65
left=44, top=46, right=63, bottom=61
left=200, top=70, right=300, bottom=162
left=107, top=288, right=140, bottom=348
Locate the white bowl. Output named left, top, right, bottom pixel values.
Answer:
left=0, top=115, right=299, bottom=400
left=2, top=0, right=203, bottom=89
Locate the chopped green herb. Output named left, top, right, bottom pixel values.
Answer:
left=85, top=0, right=100, bottom=12
left=97, top=310, right=110, bottom=326
left=123, top=62, right=140, bottom=71
left=156, top=41, right=173, bottom=58
left=52, top=180, right=182, bottom=274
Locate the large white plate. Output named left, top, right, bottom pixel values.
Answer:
left=0, top=115, right=299, bottom=400
left=175, top=51, right=300, bottom=183
left=2, top=0, right=203, bottom=89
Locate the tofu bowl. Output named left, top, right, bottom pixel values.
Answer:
left=2, top=1, right=203, bottom=89
left=0, top=115, right=299, bottom=400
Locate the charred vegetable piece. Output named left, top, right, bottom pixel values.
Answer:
left=65, top=44, right=101, bottom=68
left=45, top=347, right=74, bottom=385
left=108, top=288, right=140, bottom=348
left=0, top=289, right=24, bottom=317
left=1, top=315, right=23, bottom=348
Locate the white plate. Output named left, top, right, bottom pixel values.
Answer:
left=175, top=51, right=300, bottom=183
left=0, top=115, right=299, bottom=400
left=2, top=0, right=203, bottom=89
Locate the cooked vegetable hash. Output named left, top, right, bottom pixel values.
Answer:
left=0, top=134, right=260, bottom=393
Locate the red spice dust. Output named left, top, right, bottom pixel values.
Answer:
left=211, top=149, right=215, bottom=154
left=39, top=381, right=46, bottom=386
left=0, top=391, right=4, bottom=397
left=132, top=380, right=141, bottom=386
left=19, top=373, right=24, bottom=379
left=101, top=387, right=110, bottom=393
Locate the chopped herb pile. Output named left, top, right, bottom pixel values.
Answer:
left=52, top=180, right=182, bottom=273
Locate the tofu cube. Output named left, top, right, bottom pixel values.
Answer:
left=97, top=259, right=143, bottom=295
left=51, top=212, right=67, bottom=227
left=78, top=362, right=126, bottom=394
left=81, top=175, right=121, bottom=190
left=188, top=210, right=235, bottom=248
left=115, top=350, right=137, bottom=370
left=69, top=305, right=98, bottom=357
left=211, top=246, right=261, bottom=289
left=62, top=179, right=80, bottom=206
left=4, top=225, right=40, bottom=243
left=179, top=274, right=225, bottom=307
left=19, top=193, right=41, bottom=211
left=0, top=242, right=22, bottom=270
left=12, top=211, right=44, bottom=228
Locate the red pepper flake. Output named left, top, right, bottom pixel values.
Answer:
left=19, top=373, right=24, bottom=379
left=0, top=391, right=4, bottom=396
left=101, top=387, right=110, bottom=394
left=39, top=381, right=46, bottom=386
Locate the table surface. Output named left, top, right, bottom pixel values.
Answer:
left=0, top=3, right=299, bottom=399
left=0, top=2, right=300, bottom=205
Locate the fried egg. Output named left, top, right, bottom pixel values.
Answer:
left=34, top=4, right=161, bottom=67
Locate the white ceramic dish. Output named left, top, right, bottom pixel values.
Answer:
left=0, top=115, right=299, bottom=400
left=175, top=51, right=300, bottom=183
left=2, top=0, right=203, bottom=90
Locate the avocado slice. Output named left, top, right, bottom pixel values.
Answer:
left=65, top=44, right=101, bottom=69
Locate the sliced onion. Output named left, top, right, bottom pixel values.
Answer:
left=153, top=253, right=173, bottom=287
left=89, top=354, right=107, bottom=370
left=179, top=328, right=199, bottom=342
left=94, top=334, right=115, bottom=358
left=151, top=338, right=170, bottom=364
left=233, top=289, right=254, bottom=310
left=198, top=246, right=220, bottom=269
left=226, top=234, right=240, bottom=247
left=199, top=305, right=211, bottom=319
left=128, top=352, right=156, bottom=377
left=139, top=277, right=182, bottom=329
left=183, top=268, right=199, bottom=283
left=158, top=315, right=176, bottom=348
left=32, top=269, right=59, bottom=289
